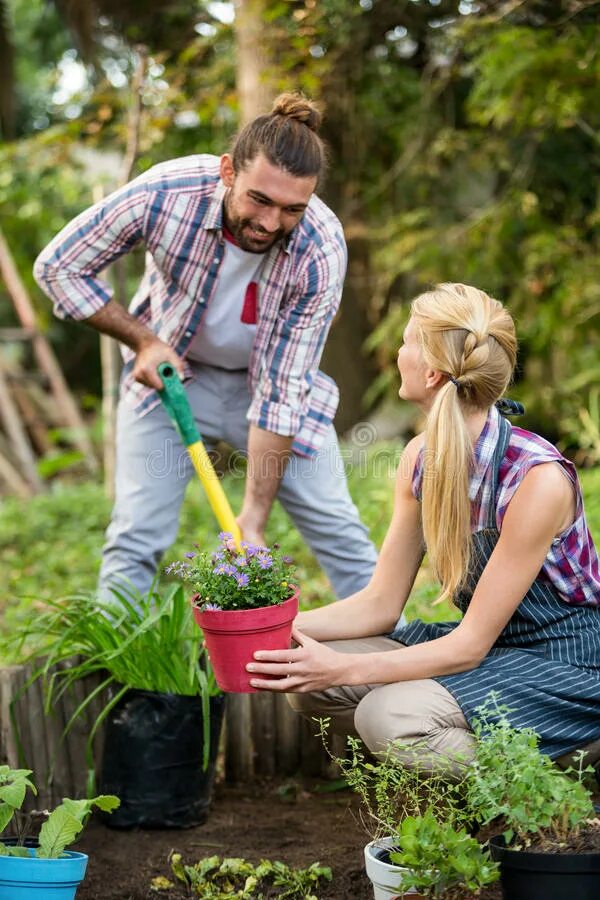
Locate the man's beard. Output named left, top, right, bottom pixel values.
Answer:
left=224, top=201, right=286, bottom=253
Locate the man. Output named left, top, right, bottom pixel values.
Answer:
left=34, top=92, right=380, bottom=603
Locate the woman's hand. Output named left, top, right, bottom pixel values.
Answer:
left=246, top=626, right=350, bottom=692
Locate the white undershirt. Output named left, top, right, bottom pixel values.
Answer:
left=187, top=238, right=262, bottom=369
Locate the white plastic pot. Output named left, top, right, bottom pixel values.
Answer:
left=364, top=837, right=422, bottom=899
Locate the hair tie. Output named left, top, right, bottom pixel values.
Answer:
left=448, top=376, right=461, bottom=388
left=495, top=397, right=525, bottom=417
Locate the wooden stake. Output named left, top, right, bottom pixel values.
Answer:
left=0, top=227, right=98, bottom=474
left=0, top=442, right=32, bottom=497
left=0, top=358, right=44, bottom=492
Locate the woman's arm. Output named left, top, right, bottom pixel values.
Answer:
left=249, top=461, right=573, bottom=691
left=292, top=435, right=426, bottom=643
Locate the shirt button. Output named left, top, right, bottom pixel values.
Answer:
left=184, top=330, right=193, bottom=337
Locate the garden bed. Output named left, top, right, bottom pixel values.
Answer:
left=74, top=777, right=504, bottom=899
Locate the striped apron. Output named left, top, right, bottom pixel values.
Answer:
left=392, top=415, right=600, bottom=758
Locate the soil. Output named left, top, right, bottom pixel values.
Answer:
left=524, top=819, right=600, bottom=854
left=75, top=778, right=504, bottom=900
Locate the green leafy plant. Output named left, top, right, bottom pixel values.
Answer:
left=4, top=584, right=219, bottom=769
left=318, top=718, right=470, bottom=841
left=168, top=533, right=297, bottom=611
left=0, top=765, right=119, bottom=859
left=390, top=808, right=499, bottom=898
left=318, top=721, right=499, bottom=897
left=150, top=852, right=332, bottom=898
left=467, top=697, right=596, bottom=847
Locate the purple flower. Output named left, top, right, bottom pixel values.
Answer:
left=202, top=601, right=222, bottom=611
left=211, top=551, right=225, bottom=563
left=241, top=541, right=259, bottom=557
left=257, top=554, right=273, bottom=570
left=235, top=555, right=248, bottom=567
left=234, top=571, right=249, bottom=588
left=218, top=531, right=233, bottom=541
left=214, top=563, right=236, bottom=576
left=282, top=556, right=294, bottom=565
left=184, top=552, right=196, bottom=559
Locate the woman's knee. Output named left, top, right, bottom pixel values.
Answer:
left=353, top=681, right=475, bottom=774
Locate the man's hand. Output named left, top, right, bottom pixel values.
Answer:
left=236, top=513, right=266, bottom=549
left=133, top=337, right=185, bottom=391
left=86, top=301, right=185, bottom=391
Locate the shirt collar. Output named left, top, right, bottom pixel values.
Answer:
left=468, top=404, right=501, bottom=501
left=203, top=181, right=294, bottom=255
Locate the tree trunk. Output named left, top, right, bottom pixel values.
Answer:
left=320, top=69, right=378, bottom=435
left=233, top=0, right=274, bottom=125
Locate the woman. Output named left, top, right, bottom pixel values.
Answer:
left=247, top=283, right=600, bottom=773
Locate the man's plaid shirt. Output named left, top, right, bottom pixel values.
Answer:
left=33, top=155, right=347, bottom=457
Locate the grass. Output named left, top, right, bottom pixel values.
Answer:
left=1, top=446, right=599, bottom=637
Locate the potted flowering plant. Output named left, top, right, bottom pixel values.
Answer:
left=167, top=533, right=298, bottom=693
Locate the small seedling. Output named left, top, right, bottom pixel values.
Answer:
left=0, top=765, right=119, bottom=858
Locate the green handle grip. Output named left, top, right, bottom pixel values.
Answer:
left=157, top=362, right=201, bottom=446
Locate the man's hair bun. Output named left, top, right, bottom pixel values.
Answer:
left=270, top=92, right=322, bottom=133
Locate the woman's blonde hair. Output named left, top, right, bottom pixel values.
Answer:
left=410, top=283, right=517, bottom=602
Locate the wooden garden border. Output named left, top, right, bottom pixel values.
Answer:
left=0, top=666, right=344, bottom=810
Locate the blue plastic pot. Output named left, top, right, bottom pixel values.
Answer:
left=0, top=849, right=88, bottom=900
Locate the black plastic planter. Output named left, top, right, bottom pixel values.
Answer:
left=490, top=834, right=600, bottom=900
left=98, top=689, right=226, bottom=829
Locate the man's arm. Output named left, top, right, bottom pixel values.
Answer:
left=33, top=177, right=149, bottom=322
left=237, top=426, right=293, bottom=545
left=87, top=301, right=184, bottom=390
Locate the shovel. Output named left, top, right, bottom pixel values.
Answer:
left=157, top=362, right=242, bottom=546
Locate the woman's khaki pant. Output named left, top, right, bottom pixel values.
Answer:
left=287, top=636, right=476, bottom=778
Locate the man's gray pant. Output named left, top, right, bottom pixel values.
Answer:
left=99, top=365, right=379, bottom=601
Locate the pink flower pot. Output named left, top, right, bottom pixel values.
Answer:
left=192, top=590, right=299, bottom=693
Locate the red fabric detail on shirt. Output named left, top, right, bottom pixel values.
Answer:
left=223, top=225, right=240, bottom=246
left=241, top=282, right=258, bottom=324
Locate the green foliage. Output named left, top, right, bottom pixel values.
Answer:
left=6, top=583, right=216, bottom=696
left=0, top=765, right=118, bottom=858
left=466, top=697, right=596, bottom=846
left=168, top=534, right=297, bottom=611
left=390, top=808, right=499, bottom=898
left=157, top=852, right=332, bottom=899
left=368, top=13, right=600, bottom=455
left=318, top=720, right=469, bottom=841
left=2, top=584, right=218, bottom=768
left=36, top=795, right=119, bottom=859
left=0, top=766, right=36, bottom=836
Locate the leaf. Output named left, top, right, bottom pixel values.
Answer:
left=37, top=807, right=84, bottom=858
left=0, top=781, right=26, bottom=809
left=6, top=846, right=31, bottom=857
left=0, top=804, right=15, bottom=834
left=150, top=875, right=174, bottom=890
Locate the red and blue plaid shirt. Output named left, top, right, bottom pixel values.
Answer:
left=413, top=406, right=600, bottom=606
left=33, top=155, right=347, bottom=457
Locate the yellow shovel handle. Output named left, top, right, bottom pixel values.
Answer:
left=188, top=441, right=242, bottom=547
